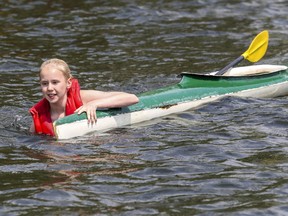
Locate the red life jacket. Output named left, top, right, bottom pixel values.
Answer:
left=29, top=78, right=83, bottom=136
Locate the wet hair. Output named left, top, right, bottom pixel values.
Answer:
left=39, top=58, right=73, bottom=80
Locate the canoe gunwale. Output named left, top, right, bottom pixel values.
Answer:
left=180, top=64, right=288, bottom=80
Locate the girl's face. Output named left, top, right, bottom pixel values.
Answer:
left=40, top=64, right=71, bottom=105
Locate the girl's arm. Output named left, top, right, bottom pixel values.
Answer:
left=75, top=90, right=139, bottom=124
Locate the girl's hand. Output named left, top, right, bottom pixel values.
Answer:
left=75, top=102, right=97, bottom=124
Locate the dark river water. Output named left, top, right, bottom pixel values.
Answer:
left=1, top=0, right=288, bottom=215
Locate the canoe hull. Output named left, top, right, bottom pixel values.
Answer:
left=54, top=65, right=288, bottom=140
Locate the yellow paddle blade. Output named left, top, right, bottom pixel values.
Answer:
left=242, top=30, right=269, bottom=62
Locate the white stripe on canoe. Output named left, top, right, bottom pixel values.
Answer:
left=211, top=64, right=288, bottom=76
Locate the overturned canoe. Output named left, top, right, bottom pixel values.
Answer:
left=54, top=64, right=288, bottom=140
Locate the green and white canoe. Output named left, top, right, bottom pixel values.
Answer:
left=54, top=64, right=288, bottom=140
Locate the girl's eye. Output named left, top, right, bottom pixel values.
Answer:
left=40, top=80, right=60, bottom=86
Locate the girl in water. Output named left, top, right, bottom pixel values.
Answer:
left=29, top=58, right=139, bottom=136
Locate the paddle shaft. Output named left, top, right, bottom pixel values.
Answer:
left=216, top=56, right=244, bottom=75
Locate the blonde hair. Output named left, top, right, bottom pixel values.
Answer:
left=39, top=58, right=73, bottom=80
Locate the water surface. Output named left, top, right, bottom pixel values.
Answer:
left=1, top=0, right=288, bottom=215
